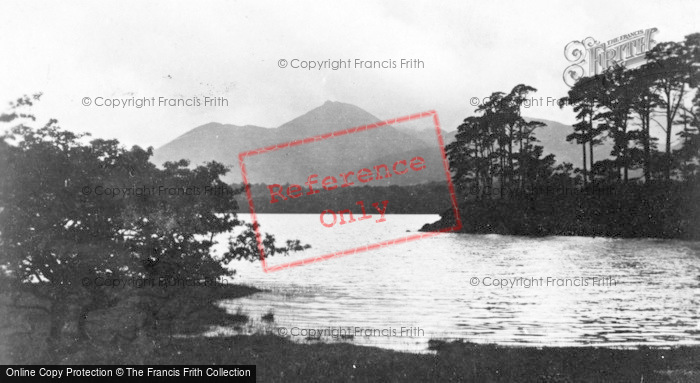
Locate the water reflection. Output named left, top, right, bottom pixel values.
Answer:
left=208, top=214, right=700, bottom=353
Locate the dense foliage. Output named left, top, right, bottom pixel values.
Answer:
left=0, top=95, right=307, bottom=361
left=426, top=33, right=700, bottom=239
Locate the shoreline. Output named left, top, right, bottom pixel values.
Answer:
left=2, top=285, right=700, bottom=381
left=420, top=180, right=700, bottom=241
left=420, top=219, right=700, bottom=242
left=420, top=210, right=700, bottom=242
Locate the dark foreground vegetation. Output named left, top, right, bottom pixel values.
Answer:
left=425, top=33, right=700, bottom=239
left=1, top=286, right=699, bottom=382
left=0, top=96, right=307, bottom=364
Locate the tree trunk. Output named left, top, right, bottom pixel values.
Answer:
left=643, top=112, right=651, bottom=182
left=664, top=87, right=676, bottom=181
left=519, top=124, right=524, bottom=188
left=583, top=143, right=588, bottom=185
left=588, top=114, right=595, bottom=181
left=622, top=124, right=629, bottom=183
left=666, top=104, right=672, bottom=180
left=508, top=127, right=514, bottom=185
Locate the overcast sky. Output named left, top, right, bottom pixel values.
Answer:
left=1, top=0, right=698, bottom=149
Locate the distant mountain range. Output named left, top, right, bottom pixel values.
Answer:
left=152, top=101, right=612, bottom=185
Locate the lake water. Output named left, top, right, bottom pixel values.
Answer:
left=209, top=214, right=700, bottom=353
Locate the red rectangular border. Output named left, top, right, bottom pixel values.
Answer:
left=238, top=110, right=463, bottom=272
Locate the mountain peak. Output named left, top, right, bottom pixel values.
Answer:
left=277, top=101, right=381, bottom=135
left=200, top=122, right=223, bottom=128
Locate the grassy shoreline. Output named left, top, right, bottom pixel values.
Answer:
left=2, top=284, right=699, bottom=382
left=73, top=335, right=700, bottom=382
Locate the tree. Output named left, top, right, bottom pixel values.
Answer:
left=675, top=91, right=700, bottom=178
left=595, top=64, right=636, bottom=182
left=448, top=85, right=545, bottom=199
left=629, top=65, right=662, bottom=182
left=562, top=74, right=609, bottom=184
left=0, top=96, right=307, bottom=361
left=565, top=123, right=589, bottom=185
left=505, top=84, right=542, bottom=187
left=645, top=41, right=692, bottom=180
left=446, top=116, right=482, bottom=197
left=476, top=92, right=509, bottom=191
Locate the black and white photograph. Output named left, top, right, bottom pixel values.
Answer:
left=1, top=1, right=699, bottom=381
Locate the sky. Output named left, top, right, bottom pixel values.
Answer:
left=1, top=0, right=699, bottom=149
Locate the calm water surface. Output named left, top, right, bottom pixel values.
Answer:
left=208, top=214, right=700, bottom=353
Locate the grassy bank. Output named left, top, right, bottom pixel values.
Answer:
left=1, top=285, right=699, bottom=382
left=0, top=283, right=260, bottom=364
left=46, top=335, right=700, bottom=382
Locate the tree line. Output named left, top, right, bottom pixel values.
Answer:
left=431, top=33, right=700, bottom=239
left=447, top=33, right=699, bottom=195
left=563, top=33, right=700, bottom=184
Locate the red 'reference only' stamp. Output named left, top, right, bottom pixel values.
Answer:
left=238, top=110, right=462, bottom=272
